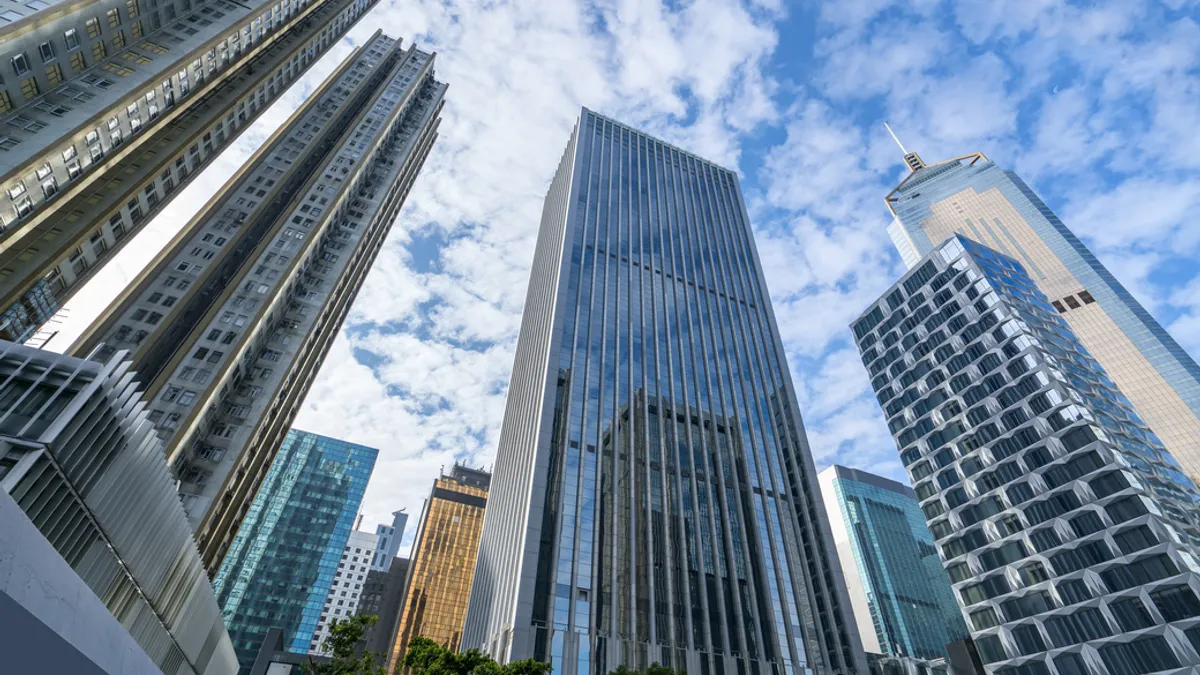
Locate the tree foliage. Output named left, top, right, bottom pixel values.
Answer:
left=303, top=614, right=386, bottom=675
left=403, top=637, right=551, bottom=675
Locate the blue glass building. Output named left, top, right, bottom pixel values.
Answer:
left=884, top=150, right=1200, bottom=483
left=462, top=108, right=866, bottom=675
left=854, top=235, right=1200, bottom=674
left=818, top=465, right=968, bottom=663
left=212, top=429, right=377, bottom=672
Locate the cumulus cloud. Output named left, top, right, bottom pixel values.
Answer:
left=52, top=0, right=1200, bottom=543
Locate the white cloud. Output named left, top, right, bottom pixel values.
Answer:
left=51, top=0, right=1200, bottom=535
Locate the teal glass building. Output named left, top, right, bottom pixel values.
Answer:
left=818, top=465, right=967, bottom=662
left=212, top=429, right=377, bottom=671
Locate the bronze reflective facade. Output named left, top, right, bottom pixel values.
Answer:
left=388, top=465, right=489, bottom=673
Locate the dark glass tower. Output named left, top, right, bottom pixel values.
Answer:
left=462, top=108, right=865, bottom=675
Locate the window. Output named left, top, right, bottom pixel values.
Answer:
left=1012, top=624, right=1046, bottom=656
left=1053, top=653, right=1090, bottom=675
left=1109, top=596, right=1154, bottom=632
left=11, top=53, right=30, bottom=76
left=1100, top=554, right=1178, bottom=592
left=1105, top=496, right=1148, bottom=524
left=107, top=7, right=120, bottom=27
left=1002, top=590, right=1053, bottom=621
left=1078, top=290, right=1095, bottom=304
left=1150, top=585, right=1200, bottom=621
left=1099, top=636, right=1180, bottom=675
left=87, top=17, right=101, bottom=37
left=19, top=76, right=38, bottom=99
left=1050, top=540, right=1113, bottom=576
left=1068, top=511, right=1105, bottom=538
left=64, top=28, right=80, bottom=50
left=38, top=41, right=55, bottom=62
left=975, top=635, right=1007, bottom=664
left=1056, top=579, right=1091, bottom=605
left=1044, top=608, right=1112, bottom=647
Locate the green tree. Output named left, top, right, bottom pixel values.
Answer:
left=303, top=614, right=386, bottom=675
left=402, top=637, right=551, bottom=675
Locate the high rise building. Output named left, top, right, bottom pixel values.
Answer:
left=462, top=108, right=865, bottom=675
left=310, top=529, right=377, bottom=654
left=68, top=32, right=446, bottom=571
left=0, top=339, right=237, bottom=675
left=388, top=464, right=489, bottom=672
left=372, top=509, right=409, bottom=571
left=212, top=428, right=376, bottom=672
left=852, top=235, right=1200, bottom=674
left=356, top=556, right=411, bottom=662
left=818, top=465, right=967, bottom=663
left=0, top=0, right=377, bottom=342
left=884, top=149, right=1200, bottom=481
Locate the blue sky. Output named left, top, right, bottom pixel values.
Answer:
left=295, top=0, right=1200, bottom=542
left=61, top=0, right=1200, bottom=546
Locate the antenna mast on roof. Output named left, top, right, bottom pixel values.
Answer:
left=883, top=121, right=926, bottom=172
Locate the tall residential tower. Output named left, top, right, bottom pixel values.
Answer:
left=885, top=150, right=1200, bottom=481
left=462, top=109, right=865, bottom=675
left=0, top=0, right=376, bottom=341
left=69, top=32, right=445, bottom=572
left=854, top=236, right=1200, bottom=674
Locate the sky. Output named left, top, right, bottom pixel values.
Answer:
left=55, top=0, right=1200, bottom=553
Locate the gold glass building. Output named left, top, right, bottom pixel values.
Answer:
left=886, top=148, right=1200, bottom=480
left=388, top=464, right=490, bottom=673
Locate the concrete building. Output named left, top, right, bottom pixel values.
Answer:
left=211, top=428, right=376, bottom=672
left=68, top=31, right=445, bottom=572
left=309, top=529, right=377, bottom=654
left=884, top=148, right=1200, bottom=484
left=372, top=509, right=408, bottom=571
left=0, top=339, right=237, bottom=674
left=355, top=556, right=410, bottom=664
left=0, top=0, right=377, bottom=342
left=852, top=235, right=1200, bottom=674
left=389, top=464, right=489, bottom=672
left=818, top=465, right=968, bottom=662
left=461, top=108, right=865, bottom=675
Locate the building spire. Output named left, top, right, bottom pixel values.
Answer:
left=884, top=121, right=926, bottom=172
left=884, top=121, right=907, bottom=154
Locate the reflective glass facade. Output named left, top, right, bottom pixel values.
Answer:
left=819, top=466, right=968, bottom=662
left=853, top=236, right=1200, bottom=674
left=885, top=154, right=1200, bottom=482
left=212, top=429, right=376, bottom=672
left=464, top=108, right=864, bottom=675
left=388, top=465, right=489, bottom=672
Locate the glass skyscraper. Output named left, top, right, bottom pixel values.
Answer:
left=853, top=235, right=1200, bottom=674
left=818, top=465, right=967, bottom=663
left=885, top=150, right=1200, bottom=482
left=463, top=108, right=865, bottom=675
left=212, top=429, right=376, bottom=672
